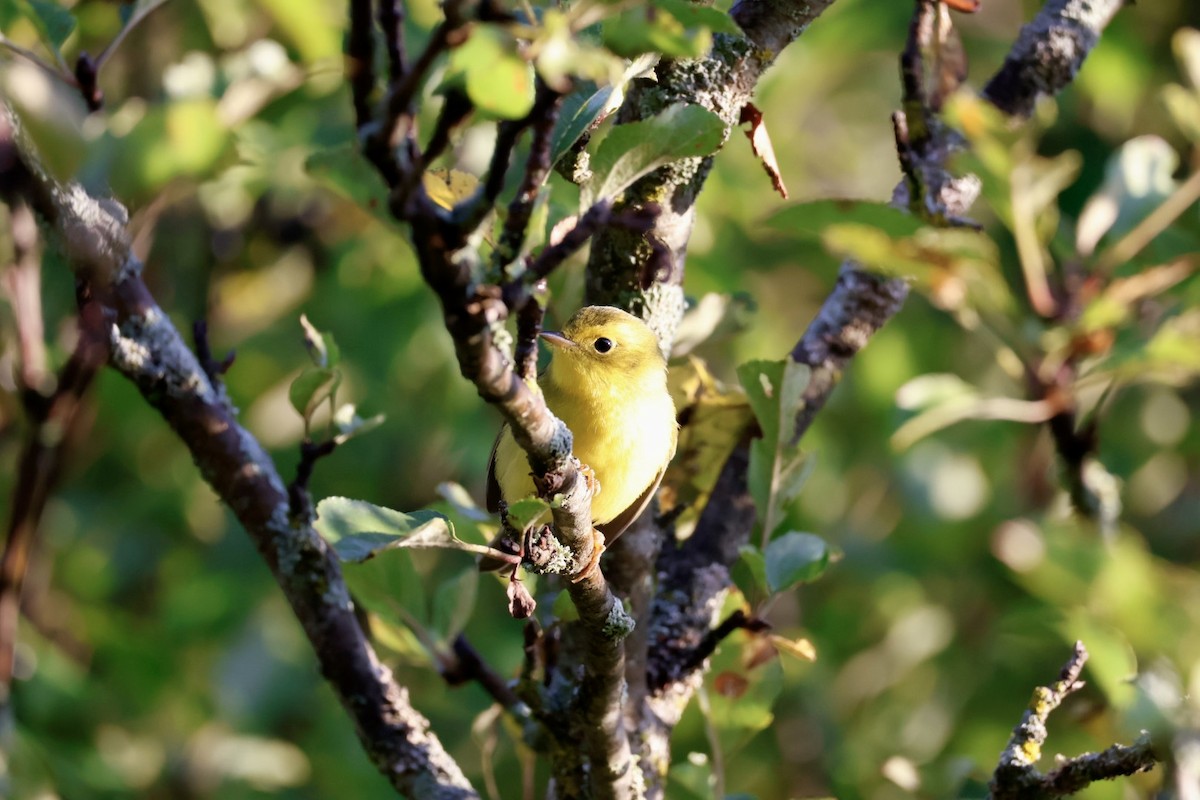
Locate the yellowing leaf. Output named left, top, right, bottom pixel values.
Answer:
left=770, top=634, right=817, bottom=662
left=423, top=169, right=481, bottom=211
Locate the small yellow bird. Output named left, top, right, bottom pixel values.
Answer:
left=484, top=306, right=678, bottom=576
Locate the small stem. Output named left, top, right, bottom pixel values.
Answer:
left=1095, top=168, right=1200, bottom=275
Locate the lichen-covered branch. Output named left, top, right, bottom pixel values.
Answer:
left=635, top=0, right=1128, bottom=794
left=584, top=0, right=840, bottom=349
left=2, top=110, right=478, bottom=800
left=983, top=0, right=1125, bottom=118
left=988, top=642, right=1159, bottom=799
left=346, top=4, right=647, bottom=797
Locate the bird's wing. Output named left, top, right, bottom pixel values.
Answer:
left=595, top=463, right=667, bottom=544
left=485, top=425, right=505, bottom=514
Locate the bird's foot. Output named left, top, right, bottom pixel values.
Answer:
left=570, top=527, right=606, bottom=583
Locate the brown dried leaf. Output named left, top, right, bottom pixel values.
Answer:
left=739, top=102, right=789, bottom=199
left=507, top=578, right=537, bottom=619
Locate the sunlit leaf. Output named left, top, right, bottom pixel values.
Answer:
left=0, top=60, right=87, bottom=180
left=289, top=367, right=340, bottom=423
left=602, top=0, right=734, bottom=59
left=581, top=103, right=725, bottom=207
left=770, top=634, right=817, bottom=662
left=315, top=497, right=469, bottom=559
left=299, top=314, right=339, bottom=368
left=423, top=168, right=481, bottom=211
left=505, top=496, right=551, bottom=533
left=332, top=403, right=385, bottom=444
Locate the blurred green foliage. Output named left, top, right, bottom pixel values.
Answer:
left=1, top=0, right=1199, bottom=798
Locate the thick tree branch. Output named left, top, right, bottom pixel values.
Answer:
left=347, top=7, right=643, bottom=797
left=2, top=110, right=478, bottom=800
left=983, top=0, right=1125, bottom=118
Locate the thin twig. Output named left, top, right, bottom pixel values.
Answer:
left=376, top=0, right=407, bottom=82
left=443, top=634, right=523, bottom=710
left=94, top=0, right=170, bottom=71
left=526, top=202, right=659, bottom=283
left=495, top=85, right=564, bottom=271
left=988, top=642, right=1160, bottom=799
left=192, top=320, right=235, bottom=385
left=2, top=197, right=47, bottom=390
left=1095, top=168, right=1200, bottom=275
left=0, top=298, right=107, bottom=700
left=347, top=0, right=377, bottom=134
left=648, top=610, right=769, bottom=692
left=514, top=286, right=546, bottom=384
left=289, top=439, right=339, bottom=524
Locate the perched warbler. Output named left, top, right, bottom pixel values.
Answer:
left=484, top=306, right=678, bottom=576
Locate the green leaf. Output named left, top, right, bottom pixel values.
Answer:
left=0, top=61, right=88, bottom=181
left=299, top=314, right=339, bottom=368
left=1077, top=136, right=1180, bottom=255
left=447, top=25, right=535, bottom=120
left=431, top=568, right=479, bottom=641
left=289, top=367, right=340, bottom=422
left=505, top=496, right=551, bottom=533
left=118, top=0, right=167, bottom=25
left=581, top=103, right=726, bottom=208
left=767, top=200, right=927, bottom=241
left=737, top=359, right=811, bottom=538
left=341, top=545, right=427, bottom=628
left=731, top=545, right=769, bottom=608
left=764, top=532, right=829, bottom=593
left=551, top=84, right=615, bottom=166
left=737, top=359, right=809, bottom=448
left=25, top=0, right=76, bottom=51
left=655, top=0, right=739, bottom=34
left=601, top=0, right=734, bottom=59
left=315, top=497, right=469, bottom=558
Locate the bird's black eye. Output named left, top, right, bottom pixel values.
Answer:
left=593, top=337, right=614, bottom=353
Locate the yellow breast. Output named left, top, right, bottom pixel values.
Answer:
left=493, top=368, right=676, bottom=527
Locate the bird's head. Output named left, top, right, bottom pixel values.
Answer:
left=541, top=306, right=666, bottom=388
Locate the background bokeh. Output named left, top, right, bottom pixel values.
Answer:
left=1, top=0, right=1199, bottom=797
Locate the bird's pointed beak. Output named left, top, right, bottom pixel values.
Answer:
left=539, top=331, right=575, bottom=349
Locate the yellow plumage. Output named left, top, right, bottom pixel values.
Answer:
left=487, top=306, right=678, bottom=556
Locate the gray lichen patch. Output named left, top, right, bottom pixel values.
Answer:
left=603, top=601, right=636, bottom=641
left=111, top=308, right=217, bottom=405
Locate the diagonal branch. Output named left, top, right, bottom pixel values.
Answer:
left=1, top=109, right=479, bottom=800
